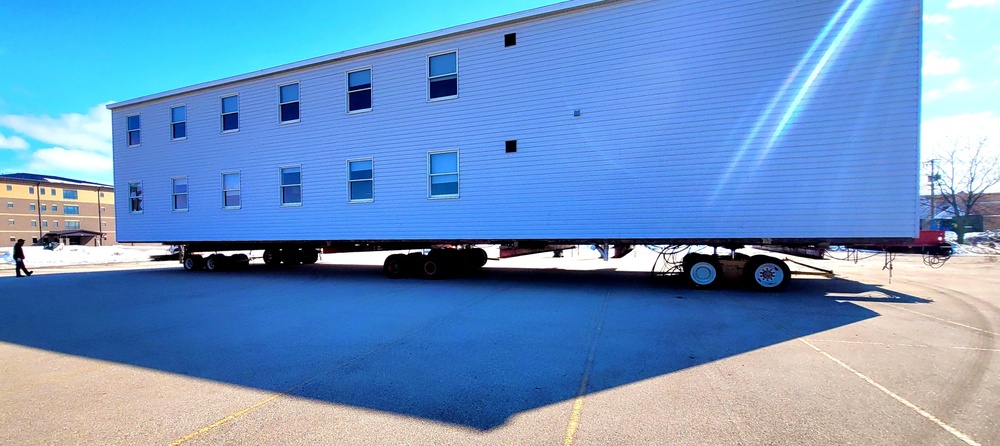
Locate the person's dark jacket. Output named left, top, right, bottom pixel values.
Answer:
left=13, top=244, right=25, bottom=261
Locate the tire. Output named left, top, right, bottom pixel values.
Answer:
left=300, top=249, right=319, bottom=265
left=262, top=249, right=281, bottom=267
left=205, top=255, right=222, bottom=272
left=470, top=248, right=488, bottom=268
left=420, top=257, right=445, bottom=280
left=743, top=255, right=791, bottom=292
left=685, top=256, right=721, bottom=288
left=383, top=254, right=407, bottom=279
left=281, top=249, right=301, bottom=266
left=183, top=255, right=203, bottom=272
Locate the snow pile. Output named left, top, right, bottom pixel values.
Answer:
left=0, top=245, right=170, bottom=268
left=944, top=231, right=1000, bottom=255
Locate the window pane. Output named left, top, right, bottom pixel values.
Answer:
left=223, top=173, right=240, bottom=190
left=429, top=52, right=457, bottom=76
left=349, top=91, right=372, bottom=111
left=128, top=130, right=141, bottom=145
left=349, top=160, right=373, bottom=180
left=173, top=179, right=187, bottom=194
left=172, top=122, right=186, bottom=139
left=222, top=113, right=239, bottom=131
left=429, top=77, right=458, bottom=99
left=127, top=115, right=140, bottom=130
left=174, top=195, right=188, bottom=210
left=430, top=152, right=458, bottom=174
left=171, top=106, right=185, bottom=122
left=63, top=190, right=78, bottom=199
left=225, top=191, right=241, bottom=207
left=348, top=70, right=371, bottom=89
left=222, top=96, right=238, bottom=113
left=280, top=102, right=300, bottom=122
left=430, top=175, right=459, bottom=196
left=282, top=185, right=301, bottom=204
left=350, top=181, right=373, bottom=200
left=281, top=167, right=301, bottom=186
left=280, top=84, right=299, bottom=103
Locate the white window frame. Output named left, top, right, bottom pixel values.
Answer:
left=222, top=171, right=241, bottom=210
left=279, top=165, right=303, bottom=207
left=347, top=158, right=374, bottom=203
left=221, top=94, right=239, bottom=133
left=278, top=82, right=301, bottom=124
left=31, top=220, right=37, bottom=228
left=427, top=150, right=460, bottom=199
left=29, top=203, right=36, bottom=211
left=42, top=221, right=48, bottom=228
left=126, top=114, right=141, bottom=147
left=346, top=67, right=373, bottom=114
left=427, top=50, right=459, bottom=102
left=170, top=104, right=187, bottom=141
left=128, top=181, right=143, bottom=214
left=172, top=177, right=189, bottom=212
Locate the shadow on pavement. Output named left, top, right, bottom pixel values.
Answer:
left=0, top=263, right=928, bottom=430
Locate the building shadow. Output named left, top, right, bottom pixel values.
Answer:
left=0, top=263, right=928, bottom=430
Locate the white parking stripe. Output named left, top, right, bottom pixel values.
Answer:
left=800, top=338, right=981, bottom=446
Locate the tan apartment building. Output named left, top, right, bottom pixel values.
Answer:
left=1, top=173, right=115, bottom=246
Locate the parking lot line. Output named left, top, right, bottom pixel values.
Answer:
left=886, top=305, right=999, bottom=337
left=804, top=338, right=1000, bottom=352
left=799, top=338, right=981, bottom=446
left=562, top=291, right=610, bottom=446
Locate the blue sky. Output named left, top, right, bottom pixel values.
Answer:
left=1, top=0, right=998, bottom=186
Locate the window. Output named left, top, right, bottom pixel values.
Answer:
left=41, top=205, right=46, bottom=211
left=6, top=202, right=11, bottom=209
left=7, top=219, right=13, bottom=226
left=129, top=182, right=143, bottom=214
left=347, top=68, right=372, bottom=113
left=28, top=187, right=34, bottom=194
left=52, top=205, right=58, bottom=212
left=50, top=189, right=55, bottom=196
left=66, top=221, right=81, bottom=230
left=222, top=172, right=241, bottom=209
left=171, top=105, right=187, bottom=140
left=40, top=188, right=45, bottom=194
left=505, top=33, right=517, bottom=47
left=279, top=83, right=300, bottom=123
left=30, top=203, right=36, bottom=211
left=428, top=151, right=459, bottom=198
left=54, top=221, right=59, bottom=228
left=172, top=177, right=188, bottom=211
left=102, top=222, right=107, bottom=227
left=99, top=192, right=105, bottom=198
left=280, top=166, right=302, bottom=206
left=101, top=207, right=106, bottom=212
left=127, top=115, right=141, bottom=146
left=222, top=95, right=239, bottom=132
left=64, top=205, right=80, bottom=215
left=4, top=185, right=10, bottom=191
left=428, top=51, right=458, bottom=100
left=42, top=221, right=47, bottom=228
left=348, top=159, right=373, bottom=202
left=506, top=140, right=517, bottom=153
left=31, top=220, right=36, bottom=227
left=63, top=189, right=78, bottom=199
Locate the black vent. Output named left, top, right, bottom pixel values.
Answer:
left=504, top=33, right=516, bottom=47
left=505, top=140, right=517, bottom=153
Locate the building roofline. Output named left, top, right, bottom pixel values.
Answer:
left=0, top=173, right=113, bottom=189
left=106, top=0, right=608, bottom=110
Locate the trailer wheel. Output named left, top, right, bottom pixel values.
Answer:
left=262, top=249, right=281, bottom=267
left=470, top=248, right=488, bottom=268
left=301, top=249, right=319, bottom=265
left=420, top=258, right=445, bottom=280
left=183, top=255, right=203, bottom=272
left=685, top=256, right=721, bottom=288
left=205, top=255, right=223, bottom=272
left=744, top=256, right=791, bottom=292
left=383, top=254, right=408, bottom=279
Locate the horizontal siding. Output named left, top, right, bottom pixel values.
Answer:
left=112, top=0, right=921, bottom=243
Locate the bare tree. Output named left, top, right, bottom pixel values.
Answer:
left=933, top=136, right=1000, bottom=243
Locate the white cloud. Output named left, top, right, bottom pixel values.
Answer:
left=925, top=77, right=974, bottom=102
left=922, top=112, right=1000, bottom=158
left=24, top=147, right=113, bottom=184
left=947, top=0, right=997, bottom=8
left=0, top=103, right=112, bottom=154
left=923, top=50, right=961, bottom=76
left=923, top=13, right=952, bottom=25
left=0, top=132, right=28, bottom=150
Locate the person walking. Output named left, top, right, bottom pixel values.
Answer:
left=13, top=239, right=33, bottom=277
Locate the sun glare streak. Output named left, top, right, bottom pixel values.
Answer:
left=708, top=0, right=874, bottom=202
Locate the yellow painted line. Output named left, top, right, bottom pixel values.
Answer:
left=563, top=292, right=610, bottom=446
left=800, top=338, right=981, bottom=446
left=170, top=392, right=286, bottom=446
left=888, top=305, right=999, bottom=337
